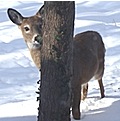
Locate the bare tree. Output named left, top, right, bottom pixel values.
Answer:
left=38, top=1, right=75, bottom=121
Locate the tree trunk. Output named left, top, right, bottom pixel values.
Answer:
left=39, top=1, right=75, bottom=121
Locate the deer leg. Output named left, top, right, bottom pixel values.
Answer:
left=72, top=85, right=81, bottom=120
left=81, top=83, right=88, bottom=100
left=98, top=79, right=105, bottom=98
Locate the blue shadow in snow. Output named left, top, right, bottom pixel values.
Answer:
left=81, top=99, right=120, bottom=121
left=0, top=115, right=36, bottom=121
left=0, top=38, right=27, bottom=54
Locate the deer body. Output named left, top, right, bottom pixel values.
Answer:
left=72, top=31, right=105, bottom=119
left=7, top=7, right=105, bottom=120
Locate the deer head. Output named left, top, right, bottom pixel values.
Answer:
left=7, top=5, right=44, bottom=69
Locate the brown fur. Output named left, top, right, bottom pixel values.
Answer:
left=72, top=31, right=105, bottom=119
left=30, top=49, right=41, bottom=69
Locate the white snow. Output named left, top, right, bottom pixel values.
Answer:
left=0, top=0, right=120, bottom=121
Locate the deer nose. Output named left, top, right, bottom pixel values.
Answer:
left=34, top=35, right=42, bottom=45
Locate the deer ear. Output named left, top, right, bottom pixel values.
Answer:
left=36, top=5, right=44, bottom=17
left=7, top=8, right=23, bottom=25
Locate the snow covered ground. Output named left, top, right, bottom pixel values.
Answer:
left=0, top=0, right=120, bottom=121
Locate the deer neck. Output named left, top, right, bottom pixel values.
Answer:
left=29, top=49, right=41, bottom=69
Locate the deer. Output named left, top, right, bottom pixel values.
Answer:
left=72, top=31, right=105, bottom=119
left=7, top=6, right=44, bottom=69
left=7, top=6, right=105, bottom=120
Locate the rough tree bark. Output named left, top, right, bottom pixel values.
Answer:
left=39, top=1, right=75, bottom=121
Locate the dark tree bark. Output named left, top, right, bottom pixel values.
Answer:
left=39, top=1, right=75, bottom=121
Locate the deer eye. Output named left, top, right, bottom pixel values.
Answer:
left=24, top=25, right=30, bottom=33
left=24, top=26, right=30, bottom=31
